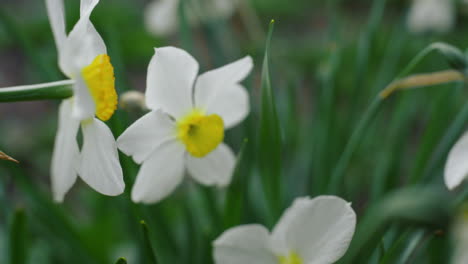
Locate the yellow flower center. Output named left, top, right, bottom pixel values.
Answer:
left=81, top=54, right=118, bottom=121
left=278, top=252, right=303, bottom=264
left=176, top=109, right=224, bottom=158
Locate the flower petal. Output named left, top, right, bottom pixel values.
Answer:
left=117, top=110, right=176, bottom=164
left=131, top=141, right=185, bottom=204
left=213, top=224, right=277, bottom=264
left=445, top=132, right=468, bottom=190
left=45, top=0, right=66, bottom=54
left=72, top=76, right=96, bottom=121
left=59, top=11, right=106, bottom=75
left=51, top=99, right=80, bottom=202
left=79, top=119, right=125, bottom=196
left=80, top=0, right=99, bottom=16
left=144, top=0, right=179, bottom=36
left=194, top=56, right=252, bottom=128
left=145, top=47, right=199, bottom=118
left=186, top=143, right=235, bottom=187
left=202, top=84, right=249, bottom=129
left=271, top=196, right=356, bottom=263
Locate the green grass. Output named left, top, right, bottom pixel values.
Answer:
left=0, top=0, right=467, bottom=263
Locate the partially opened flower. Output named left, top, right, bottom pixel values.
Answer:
left=445, top=132, right=468, bottom=190
left=407, top=0, right=454, bottom=34
left=117, top=47, right=252, bottom=203
left=45, top=0, right=124, bottom=201
left=213, top=196, right=356, bottom=264
left=144, top=0, right=239, bottom=36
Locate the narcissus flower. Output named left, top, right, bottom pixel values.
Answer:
left=117, top=47, right=252, bottom=203
left=46, top=0, right=124, bottom=201
left=445, top=132, right=468, bottom=190
left=144, top=0, right=239, bottom=36
left=407, top=0, right=454, bottom=34
left=213, top=196, right=356, bottom=264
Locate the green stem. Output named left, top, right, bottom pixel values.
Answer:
left=0, top=80, right=73, bottom=102
left=327, top=97, right=383, bottom=194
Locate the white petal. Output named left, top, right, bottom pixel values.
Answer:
left=445, top=132, right=468, bottom=190
left=117, top=110, right=176, bottom=164
left=186, top=143, right=235, bottom=187
left=51, top=99, right=80, bottom=202
left=144, top=0, right=179, bottom=36
left=145, top=47, right=199, bottom=118
left=80, top=0, right=99, bottom=16
left=45, top=0, right=66, bottom=54
left=271, top=196, right=356, bottom=263
left=203, top=84, right=249, bottom=129
left=59, top=12, right=106, bottom=75
left=72, top=76, right=96, bottom=121
left=131, top=141, right=185, bottom=204
left=79, top=119, right=125, bottom=196
left=213, top=224, right=277, bottom=264
left=194, top=56, right=252, bottom=128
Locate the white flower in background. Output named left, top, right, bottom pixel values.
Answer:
left=407, top=0, right=455, bottom=34
left=117, top=46, right=252, bottom=204
left=144, top=0, right=240, bottom=36
left=445, top=132, right=468, bottom=190
left=213, top=196, right=357, bottom=264
left=46, top=0, right=124, bottom=201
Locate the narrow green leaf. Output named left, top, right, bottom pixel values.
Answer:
left=140, top=220, right=159, bottom=264
left=339, top=186, right=451, bottom=264
left=328, top=98, right=383, bottom=194
left=223, top=139, right=248, bottom=228
left=8, top=208, right=27, bottom=264
left=0, top=84, right=73, bottom=102
left=258, top=20, right=282, bottom=222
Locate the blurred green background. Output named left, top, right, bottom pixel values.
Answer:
left=1, top=0, right=468, bottom=263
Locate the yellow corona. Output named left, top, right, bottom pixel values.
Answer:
left=81, top=54, right=118, bottom=121
left=177, top=109, right=224, bottom=157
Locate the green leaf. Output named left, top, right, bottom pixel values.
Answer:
left=223, top=139, right=248, bottom=229
left=258, top=20, right=282, bottom=223
left=140, top=220, right=159, bottom=264
left=8, top=208, right=27, bottom=264
left=339, top=186, right=451, bottom=264
left=0, top=82, right=73, bottom=102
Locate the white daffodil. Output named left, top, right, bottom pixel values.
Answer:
left=407, top=0, right=455, bottom=34
left=213, top=196, right=357, bottom=264
left=144, top=0, right=239, bottom=36
left=45, top=0, right=124, bottom=201
left=117, top=47, right=252, bottom=204
left=445, top=132, right=468, bottom=190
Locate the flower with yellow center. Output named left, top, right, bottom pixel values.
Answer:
left=45, top=0, right=124, bottom=201
left=117, top=47, right=252, bottom=204
left=213, top=196, right=357, bottom=264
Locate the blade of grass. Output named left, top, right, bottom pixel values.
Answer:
left=258, top=20, right=282, bottom=223
left=8, top=208, right=27, bottom=264
left=223, top=139, right=248, bottom=228
left=339, top=186, right=451, bottom=264
left=140, top=220, right=159, bottom=264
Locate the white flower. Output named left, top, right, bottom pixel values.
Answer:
left=117, top=46, right=252, bottom=204
left=213, top=196, right=357, bottom=264
left=144, top=0, right=240, bottom=36
left=445, top=132, right=468, bottom=190
left=407, top=0, right=455, bottom=34
left=46, top=0, right=124, bottom=201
